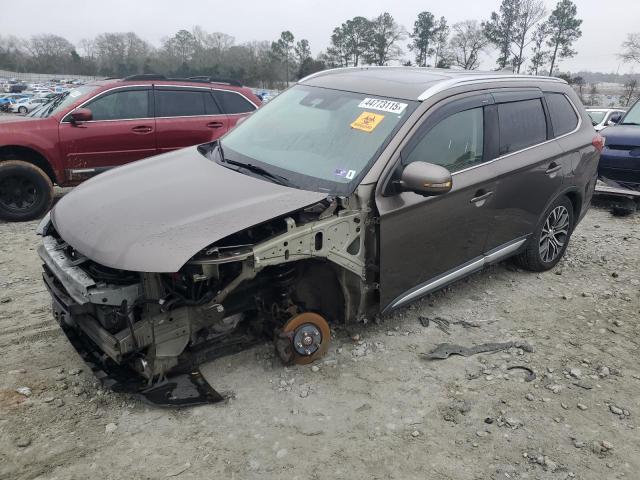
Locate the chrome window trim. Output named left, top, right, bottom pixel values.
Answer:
left=59, top=84, right=151, bottom=124
left=450, top=92, right=582, bottom=177
left=60, top=83, right=257, bottom=124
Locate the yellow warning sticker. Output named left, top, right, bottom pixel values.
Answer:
left=351, top=111, right=385, bottom=133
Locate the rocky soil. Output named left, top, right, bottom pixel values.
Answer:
left=1, top=197, right=639, bottom=480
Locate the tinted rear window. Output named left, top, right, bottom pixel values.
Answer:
left=498, top=99, right=547, bottom=155
left=545, top=93, right=578, bottom=136
left=214, top=90, right=256, bottom=114
left=156, top=89, right=208, bottom=117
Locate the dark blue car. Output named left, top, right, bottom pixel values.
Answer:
left=599, top=99, right=640, bottom=190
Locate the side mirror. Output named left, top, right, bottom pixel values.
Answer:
left=607, top=113, right=622, bottom=126
left=396, top=162, right=452, bottom=196
left=70, top=108, right=92, bottom=124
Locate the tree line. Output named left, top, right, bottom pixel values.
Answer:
left=0, top=0, right=637, bottom=89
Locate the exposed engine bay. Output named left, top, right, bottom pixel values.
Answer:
left=38, top=192, right=378, bottom=406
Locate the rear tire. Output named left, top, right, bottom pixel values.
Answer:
left=0, top=160, right=54, bottom=222
left=515, top=196, right=574, bottom=272
left=18, top=106, right=27, bottom=114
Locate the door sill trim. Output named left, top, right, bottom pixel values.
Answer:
left=384, top=236, right=528, bottom=313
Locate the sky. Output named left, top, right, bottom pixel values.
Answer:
left=3, top=0, right=639, bottom=73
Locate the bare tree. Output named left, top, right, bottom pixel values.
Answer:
left=528, top=23, right=549, bottom=74
left=449, top=20, right=488, bottom=70
left=621, top=79, right=638, bottom=106
left=620, top=33, right=640, bottom=65
left=512, top=0, right=547, bottom=73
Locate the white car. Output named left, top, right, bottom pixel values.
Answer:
left=586, top=108, right=626, bottom=131
left=10, top=97, right=48, bottom=114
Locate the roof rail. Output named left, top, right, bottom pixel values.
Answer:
left=122, top=74, right=167, bottom=81
left=186, top=76, right=243, bottom=87
left=121, top=74, right=243, bottom=87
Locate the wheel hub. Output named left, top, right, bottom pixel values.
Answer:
left=276, top=312, right=331, bottom=365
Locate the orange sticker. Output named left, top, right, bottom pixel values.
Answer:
left=351, top=111, right=385, bottom=133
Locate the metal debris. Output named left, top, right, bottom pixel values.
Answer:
left=422, top=341, right=534, bottom=360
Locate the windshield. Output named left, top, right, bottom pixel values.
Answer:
left=28, top=85, right=99, bottom=118
left=621, top=101, right=640, bottom=125
left=220, top=84, right=417, bottom=194
left=587, top=111, right=606, bottom=125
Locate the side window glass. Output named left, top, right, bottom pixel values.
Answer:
left=156, top=90, right=205, bottom=117
left=86, top=90, right=149, bottom=121
left=403, top=107, right=484, bottom=173
left=498, top=99, right=547, bottom=155
left=544, top=93, right=578, bottom=137
left=204, top=92, right=222, bottom=115
left=214, top=90, right=256, bottom=114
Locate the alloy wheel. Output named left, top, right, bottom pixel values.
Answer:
left=539, top=205, right=570, bottom=263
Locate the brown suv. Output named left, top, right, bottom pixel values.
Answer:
left=37, top=67, right=601, bottom=405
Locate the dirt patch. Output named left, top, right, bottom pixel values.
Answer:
left=0, top=202, right=639, bottom=480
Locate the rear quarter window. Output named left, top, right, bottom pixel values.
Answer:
left=498, top=99, right=547, bottom=155
left=214, top=90, right=256, bottom=114
left=545, top=93, right=579, bottom=137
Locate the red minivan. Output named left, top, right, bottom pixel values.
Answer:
left=0, top=75, right=261, bottom=221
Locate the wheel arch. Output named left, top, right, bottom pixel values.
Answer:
left=0, top=145, right=57, bottom=184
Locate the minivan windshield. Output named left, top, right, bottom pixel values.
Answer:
left=220, top=84, right=417, bottom=194
left=621, top=101, right=640, bottom=126
left=28, top=85, right=99, bottom=118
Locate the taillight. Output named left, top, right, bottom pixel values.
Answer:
left=592, top=134, right=605, bottom=152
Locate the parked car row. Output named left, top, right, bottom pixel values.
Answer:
left=31, top=67, right=603, bottom=404
left=0, top=74, right=261, bottom=221
left=597, top=99, right=640, bottom=191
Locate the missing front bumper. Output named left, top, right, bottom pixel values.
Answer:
left=43, top=270, right=226, bottom=407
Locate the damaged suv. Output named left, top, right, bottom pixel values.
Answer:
left=38, top=67, right=601, bottom=405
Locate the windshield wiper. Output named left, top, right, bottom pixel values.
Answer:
left=620, top=122, right=640, bottom=126
left=222, top=158, right=294, bottom=187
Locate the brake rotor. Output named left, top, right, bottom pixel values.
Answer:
left=279, top=312, right=331, bottom=365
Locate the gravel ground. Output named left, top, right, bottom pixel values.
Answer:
left=0, top=197, right=639, bottom=480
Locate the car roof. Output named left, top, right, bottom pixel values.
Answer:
left=299, top=66, right=566, bottom=101
left=84, top=78, right=251, bottom=93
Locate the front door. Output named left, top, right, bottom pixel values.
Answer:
left=58, top=87, right=156, bottom=179
left=154, top=87, right=230, bottom=153
left=377, top=94, right=500, bottom=311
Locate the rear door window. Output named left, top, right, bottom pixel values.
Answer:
left=403, top=107, right=484, bottom=173
left=213, top=90, right=256, bottom=114
left=545, top=93, right=578, bottom=137
left=86, top=89, right=150, bottom=121
left=156, top=89, right=208, bottom=117
left=498, top=99, right=547, bottom=155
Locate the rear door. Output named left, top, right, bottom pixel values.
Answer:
left=212, top=89, right=257, bottom=128
left=58, top=86, right=156, bottom=175
left=155, top=87, right=230, bottom=152
left=483, top=91, right=567, bottom=251
left=377, top=93, right=500, bottom=311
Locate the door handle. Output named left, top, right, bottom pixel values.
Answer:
left=207, top=121, right=224, bottom=129
left=131, top=126, right=153, bottom=134
left=545, top=163, right=562, bottom=175
left=470, top=190, right=493, bottom=205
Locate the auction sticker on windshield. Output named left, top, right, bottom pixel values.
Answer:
left=358, top=98, right=408, bottom=114
left=351, top=111, right=384, bottom=133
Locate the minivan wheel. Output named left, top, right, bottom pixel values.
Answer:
left=0, top=161, right=54, bottom=222
left=515, top=196, right=574, bottom=272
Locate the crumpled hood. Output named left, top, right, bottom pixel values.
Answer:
left=601, top=125, right=640, bottom=147
left=52, top=146, right=327, bottom=272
